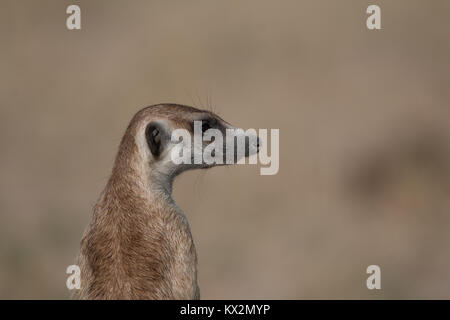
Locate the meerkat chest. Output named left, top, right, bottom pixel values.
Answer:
left=163, top=213, right=199, bottom=299
left=141, top=207, right=198, bottom=299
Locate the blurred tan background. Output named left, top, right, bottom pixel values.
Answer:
left=1, top=0, right=450, bottom=299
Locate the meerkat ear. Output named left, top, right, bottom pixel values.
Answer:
left=145, top=122, right=165, bottom=157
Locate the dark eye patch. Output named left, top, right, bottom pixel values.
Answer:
left=145, top=122, right=165, bottom=157
left=197, top=116, right=217, bottom=133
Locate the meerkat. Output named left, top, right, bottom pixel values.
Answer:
left=75, top=103, right=259, bottom=300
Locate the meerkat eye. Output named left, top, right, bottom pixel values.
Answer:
left=202, top=122, right=211, bottom=133
left=201, top=118, right=217, bottom=133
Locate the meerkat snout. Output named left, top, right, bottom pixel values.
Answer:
left=76, top=103, right=259, bottom=300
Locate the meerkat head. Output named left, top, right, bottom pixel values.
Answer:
left=122, top=104, right=259, bottom=191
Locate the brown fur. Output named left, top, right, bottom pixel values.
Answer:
left=75, top=104, right=219, bottom=300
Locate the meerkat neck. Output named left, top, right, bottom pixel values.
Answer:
left=148, top=170, right=176, bottom=202
left=110, top=145, right=178, bottom=212
left=81, top=157, right=198, bottom=299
